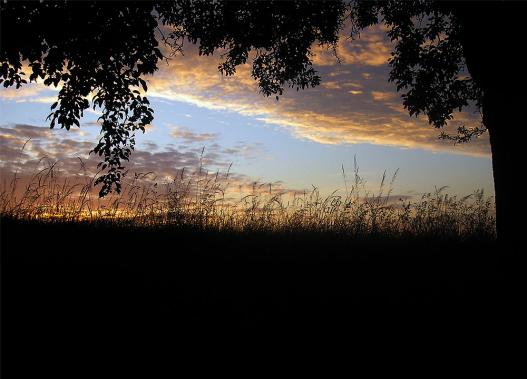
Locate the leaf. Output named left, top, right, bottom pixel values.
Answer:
left=139, top=78, right=147, bottom=91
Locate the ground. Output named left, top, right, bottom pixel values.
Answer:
left=1, top=217, right=522, bottom=372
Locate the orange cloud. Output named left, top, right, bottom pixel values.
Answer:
left=311, top=25, right=392, bottom=67
left=371, top=91, right=397, bottom=102
left=144, top=31, right=490, bottom=158
left=0, top=24, right=490, bottom=159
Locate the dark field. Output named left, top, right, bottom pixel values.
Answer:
left=1, top=216, right=523, bottom=372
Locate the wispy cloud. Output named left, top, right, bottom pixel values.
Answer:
left=0, top=24, right=490, bottom=158
left=144, top=25, right=490, bottom=157
left=170, top=125, right=219, bottom=143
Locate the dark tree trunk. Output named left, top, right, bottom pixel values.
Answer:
left=483, top=92, right=527, bottom=242
left=452, top=2, right=527, bottom=243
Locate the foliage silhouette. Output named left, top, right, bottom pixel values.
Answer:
left=1, top=1, right=526, bottom=239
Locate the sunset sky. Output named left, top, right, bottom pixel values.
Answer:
left=0, top=24, right=494, bottom=199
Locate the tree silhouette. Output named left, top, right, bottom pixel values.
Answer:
left=1, top=2, right=160, bottom=195
left=1, top=1, right=525, bottom=239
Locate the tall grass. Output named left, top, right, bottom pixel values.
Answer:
left=0, top=157, right=496, bottom=238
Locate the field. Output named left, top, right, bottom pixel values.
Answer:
left=1, top=163, right=521, bottom=370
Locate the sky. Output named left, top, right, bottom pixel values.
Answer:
left=0, top=24, right=494, bottom=201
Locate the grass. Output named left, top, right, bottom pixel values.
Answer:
left=2, top=158, right=514, bottom=373
left=0, top=156, right=496, bottom=239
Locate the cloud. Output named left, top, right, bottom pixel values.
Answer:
left=0, top=123, right=300, bottom=202
left=221, top=141, right=264, bottom=160
left=0, top=124, right=96, bottom=174
left=0, top=84, right=44, bottom=100
left=143, top=24, right=490, bottom=158
left=311, top=25, right=393, bottom=67
left=0, top=23, right=491, bottom=159
left=0, top=81, right=58, bottom=104
left=170, top=125, right=219, bottom=143
left=371, top=91, right=397, bottom=102
left=0, top=123, right=218, bottom=177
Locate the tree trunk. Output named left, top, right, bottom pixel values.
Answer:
left=483, top=92, right=527, bottom=243
left=453, top=2, right=527, bottom=243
